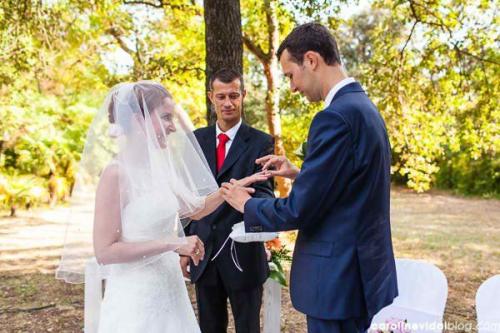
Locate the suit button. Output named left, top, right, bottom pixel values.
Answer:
left=250, top=226, right=263, bottom=232
left=211, top=224, right=217, bottom=230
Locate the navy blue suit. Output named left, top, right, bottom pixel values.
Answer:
left=244, top=82, right=398, bottom=330
left=188, top=122, right=274, bottom=333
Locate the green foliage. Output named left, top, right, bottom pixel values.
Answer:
left=334, top=0, right=499, bottom=195
left=0, top=91, right=96, bottom=213
left=268, top=244, right=292, bottom=287
left=0, top=173, right=47, bottom=216
left=0, top=0, right=207, bottom=212
left=0, top=0, right=497, bottom=214
left=280, top=92, right=320, bottom=168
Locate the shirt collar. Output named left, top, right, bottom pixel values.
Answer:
left=216, top=118, right=242, bottom=141
left=324, top=77, right=356, bottom=107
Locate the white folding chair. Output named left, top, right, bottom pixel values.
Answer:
left=370, top=259, right=448, bottom=333
left=263, top=278, right=282, bottom=333
left=84, top=258, right=103, bottom=333
left=476, top=275, right=500, bottom=333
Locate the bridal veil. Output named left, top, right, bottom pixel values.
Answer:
left=56, top=81, right=218, bottom=283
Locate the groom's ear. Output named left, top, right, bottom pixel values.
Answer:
left=304, top=51, right=320, bottom=71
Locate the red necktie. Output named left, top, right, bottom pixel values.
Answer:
left=216, top=133, right=230, bottom=173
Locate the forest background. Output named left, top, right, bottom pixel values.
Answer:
left=0, top=0, right=498, bottom=215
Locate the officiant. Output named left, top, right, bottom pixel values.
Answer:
left=180, top=68, right=275, bottom=333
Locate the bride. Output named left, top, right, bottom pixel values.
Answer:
left=56, top=81, right=266, bottom=332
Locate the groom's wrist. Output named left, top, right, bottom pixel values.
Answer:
left=243, top=198, right=254, bottom=218
left=240, top=197, right=251, bottom=213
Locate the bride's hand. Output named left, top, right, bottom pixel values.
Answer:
left=175, top=236, right=205, bottom=266
left=233, top=171, right=271, bottom=188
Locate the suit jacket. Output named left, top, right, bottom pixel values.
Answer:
left=188, top=122, right=275, bottom=291
left=244, top=82, right=398, bottom=319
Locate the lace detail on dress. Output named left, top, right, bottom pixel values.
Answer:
left=97, top=193, right=200, bottom=333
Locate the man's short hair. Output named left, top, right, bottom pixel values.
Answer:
left=277, top=23, right=341, bottom=66
left=209, top=68, right=244, bottom=91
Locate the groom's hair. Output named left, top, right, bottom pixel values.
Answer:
left=277, top=23, right=341, bottom=66
left=209, top=68, right=245, bottom=91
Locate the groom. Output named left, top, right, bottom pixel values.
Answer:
left=181, top=68, right=274, bottom=333
left=222, top=23, right=398, bottom=333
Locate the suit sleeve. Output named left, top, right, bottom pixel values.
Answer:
left=251, top=135, right=275, bottom=199
left=183, top=219, right=195, bottom=236
left=244, top=111, right=353, bottom=232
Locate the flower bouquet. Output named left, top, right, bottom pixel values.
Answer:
left=265, top=237, right=292, bottom=287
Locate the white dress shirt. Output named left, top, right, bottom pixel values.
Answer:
left=215, top=118, right=242, bottom=158
left=324, top=77, right=356, bottom=107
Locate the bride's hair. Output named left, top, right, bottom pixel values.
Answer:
left=107, top=81, right=173, bottom=124
left=133, top=82, right=173, bottom=117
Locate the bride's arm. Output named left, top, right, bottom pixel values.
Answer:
left=93, top=165, right=204, bottom=265
left=188, top=189, right=224, bottom=220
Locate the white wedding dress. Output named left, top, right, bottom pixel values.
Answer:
left=97, top=192, right=201, bottom=333
left=56, top=82, right=219, bottom=333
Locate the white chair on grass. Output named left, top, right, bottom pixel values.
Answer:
left=370, top=259, right=448, bottom=333
left=84, top=259, right=103, bottom=333
left=263, top=278, right=282, bottom=333
left=476, top=275, right=500, bottom=333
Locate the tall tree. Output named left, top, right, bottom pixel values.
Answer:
left=242, top=0, right=294, bottom=196
left=203, top=0, right=243, bottom=124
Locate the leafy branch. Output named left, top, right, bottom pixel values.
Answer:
left=406, top=0, right=499, bottom=65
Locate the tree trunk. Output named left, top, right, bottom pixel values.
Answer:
left=244, top=0, right=291, bottom=196
left=203, top=0, right=243, bottom=125
left=263, top=62, right=291, bottom=196
left=48, top=172, right=57, bottom=207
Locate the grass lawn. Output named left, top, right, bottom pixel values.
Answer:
left=1, top=188, right=499, bottom=332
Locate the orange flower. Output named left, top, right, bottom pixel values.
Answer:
left=265, top=237, right=281, bottom=251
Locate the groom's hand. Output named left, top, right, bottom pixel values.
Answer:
left=179, top=256, right=191, bottom=279
left=220, top=180, right=253, bottom=213
left=256, top=154, right=300, bottom=180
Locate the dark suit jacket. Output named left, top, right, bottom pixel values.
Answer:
left=244, top=82, right=398, bottom=319
left=188, top=122, right=275, bottom=291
